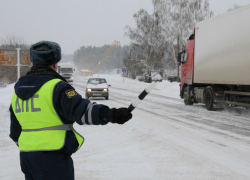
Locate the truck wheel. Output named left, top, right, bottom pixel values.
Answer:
left=205, top=89, right=214, bottom=110
left=85, top=95, right=89, bottom=100
left=184, top=87, right=193, bottom=105
left=105, top=96, right=109, bottom=100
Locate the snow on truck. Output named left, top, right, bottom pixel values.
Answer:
left=178, top=5, right=250, bottom=110
left=58, top=64, right=74, bottom=82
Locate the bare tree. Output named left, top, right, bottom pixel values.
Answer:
left=125, top=9, right=167, bottom=82
left=0, top=35, right=29, bottom=50
left=152, top=0, right=213, bottom=81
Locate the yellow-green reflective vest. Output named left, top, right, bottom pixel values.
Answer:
left=11, top=79, right=84, bottom=152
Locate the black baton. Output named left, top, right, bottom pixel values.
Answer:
left=127, top=82, right=156, bottom=112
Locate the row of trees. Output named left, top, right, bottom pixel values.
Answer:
left=124, top=0, right=214, bottom=82
left=73, top=0, right=214, bottom=81
left=73, top=45, right=131, bottom=73
left=0, top=36, right=30, bottom=50
left=74, top=0, right=213, bottom=81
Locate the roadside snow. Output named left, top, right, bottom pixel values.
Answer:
left=0, top=84, right=23, bottom=179
left=0, top=84, right=14, bottom=106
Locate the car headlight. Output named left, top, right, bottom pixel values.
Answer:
left=103, top=88, right=108, bottom=91
left=87, top=88, right=91, bottom=91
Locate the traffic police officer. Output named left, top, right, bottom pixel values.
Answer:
left=9, top=41, right=132, bottom=180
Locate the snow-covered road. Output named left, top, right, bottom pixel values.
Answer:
left=1, top=75, right=250, bottom=179
left=72, top=77, right=250, bottom=179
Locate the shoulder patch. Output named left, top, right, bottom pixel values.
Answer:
left=65, top=90, right=77, bottom=98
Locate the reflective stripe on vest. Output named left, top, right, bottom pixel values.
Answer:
left=22, top=124, right=72, bottom=132
left=11, top=79, right=84, bottom=152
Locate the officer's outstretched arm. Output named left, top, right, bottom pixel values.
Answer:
left=54, top=81, right=132, bottom=125
left=54, top=81, right=110, bottom=125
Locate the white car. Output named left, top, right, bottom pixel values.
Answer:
left=85, top=78, right=110, bottom=100
left=151, top=73, right=162, bottom=82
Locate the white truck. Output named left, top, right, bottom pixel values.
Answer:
left=178, top=4, right=250, bottom=110
left=58, top=64, right=74, bottom=82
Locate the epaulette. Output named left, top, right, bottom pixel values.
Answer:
left=62, top=81, right=70, bottom=85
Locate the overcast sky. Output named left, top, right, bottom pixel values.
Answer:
left=0, top=0, right=250, bottom=54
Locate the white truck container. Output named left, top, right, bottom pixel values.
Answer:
left=194, top=5, right=250, bottom=85
left=58, top=64, right=74, bottom=82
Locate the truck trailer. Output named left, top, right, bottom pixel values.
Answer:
left=178, top=4, right=250, bottom=110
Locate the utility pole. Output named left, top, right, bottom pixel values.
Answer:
left=177, top=0, right=183, bottom=82
left=177, top=35, right=180, bottom=82
left=16, top=48, right=21, bottom=80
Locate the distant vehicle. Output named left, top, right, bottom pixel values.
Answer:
left=58, top=64, right=74, bottom=82
left=85, top=78, right=111, bottom=100
left=168, top=76, right=180, bottom=83
left=151, top=73, right=162, bottom=82
left=137, top=75, right=145, bottom=82
left=137, top=73, right=162, bottom=82
left=80, top=69, right=94, bottom=76
left=145, top=73, right=162, bottom=82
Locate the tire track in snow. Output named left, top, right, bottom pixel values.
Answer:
left=73, top=84, right=250, bottom=144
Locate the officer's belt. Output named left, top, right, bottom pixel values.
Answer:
left=22, top=124, right=72, bottom=132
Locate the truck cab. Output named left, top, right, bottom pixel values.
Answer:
left=58, top=64, right=74, bottom=82
left=178, top=33, right=195, bottom=99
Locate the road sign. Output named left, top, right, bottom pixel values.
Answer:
left=122, top=73, right=127, bottom=77
left=122, top=64, right=127, bottom=73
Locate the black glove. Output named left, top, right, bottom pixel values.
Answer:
left=109, top=108, right=132, bottom=124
